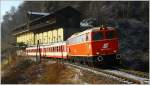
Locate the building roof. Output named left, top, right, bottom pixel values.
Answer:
left=13, top=6, right=81, bottom=35
left=27, top=11, right=50, bottom=16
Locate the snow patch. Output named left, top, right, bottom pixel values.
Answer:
left=46, top=60, right=56, bottom=64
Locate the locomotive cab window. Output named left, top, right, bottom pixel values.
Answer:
left=93, top=32, right=103, bottom=40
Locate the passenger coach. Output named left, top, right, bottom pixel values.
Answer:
left=26, top=42, right=67, bottom=59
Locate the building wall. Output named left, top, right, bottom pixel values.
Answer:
left=35, top=28, right=64, bottom=44
left=16, top=32, right=34, bottom=45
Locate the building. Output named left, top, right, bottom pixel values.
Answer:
left=13, top=6, right=82, bottom=46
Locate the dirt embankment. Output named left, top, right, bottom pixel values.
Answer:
left=1, top=57, right=121, bottom=84
left=25, top=60, right=83, bottom=84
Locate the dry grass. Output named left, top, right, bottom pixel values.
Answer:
left=30, top=61, right=83, bottom=84
left=1, top=56, right=34, bottom=84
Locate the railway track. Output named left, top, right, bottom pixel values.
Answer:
left=64, top=62, right=149, bottom=84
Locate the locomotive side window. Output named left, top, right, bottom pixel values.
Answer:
left=93, top=32, right=103, bottom=40
left=106, top=31, right=115, bottom=39
left=86, top=33, right=89, bottom=41
left=68, top=33, right=89, bottom=45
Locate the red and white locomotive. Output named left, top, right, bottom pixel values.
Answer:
left=26, top=26, right=121, bottom=64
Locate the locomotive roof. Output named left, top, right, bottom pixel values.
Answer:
left=68, top=27, right=116, bottom=39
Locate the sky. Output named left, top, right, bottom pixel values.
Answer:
left=0, top=0, right=23, bottom=23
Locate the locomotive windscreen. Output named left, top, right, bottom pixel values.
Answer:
left=93, top=32, right=103, bottom=40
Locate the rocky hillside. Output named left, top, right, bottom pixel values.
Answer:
left=1, top=1, right=149, bottom=71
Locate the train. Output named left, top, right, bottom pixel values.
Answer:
left=26, top=26, right=121, bottom=65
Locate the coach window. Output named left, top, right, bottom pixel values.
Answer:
left=58, top=46, right=59, bottom=52
left=59, top=46, right=60, bottom=52
left=57, top=46, right=58, bottom=52
left=62, top=46, right=64, bottom=52
left=60, top=46, right=61, bottom=52
left=51, top=47, right=53, bottom=52
left=50, top=48, right=52, bottom=52
left=52, top=47, right=54, bottom=52
left=49, top=47, right=51, bottom=52
left=57, top=46, right=59, bottom=52
left=93, top=32, right=103, bottom=40
left=56, top=47, right=58, bottom=52
left=55, top=47, right=56, bottom=52
left=53, top=47, right=55, bottom=52
left=54, top=47, right=56, bottom=52
left=59, top=46, right=61, bottom=52
left=61, top=46, right=63, bottom=52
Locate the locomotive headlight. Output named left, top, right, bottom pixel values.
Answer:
left=89, top=44, right=91, bottom=49
left=113, top=50, right=117, bottom=53
left=103, top=43, right=109, bottom=48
